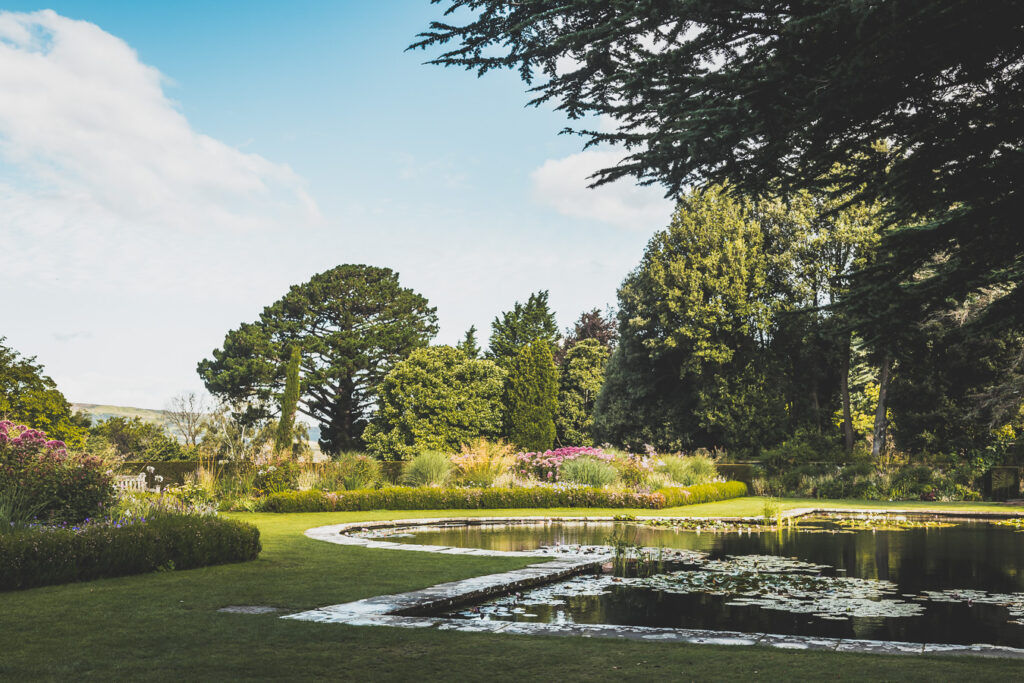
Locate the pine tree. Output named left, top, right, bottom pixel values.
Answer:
left=506, top=340, right=558, bottom=451
left=456, top=325, right=481, bottom=359
left=274, top=346, right=301, bottom=455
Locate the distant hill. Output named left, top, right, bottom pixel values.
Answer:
left=71, top=402, right=322, bottom=443
left=72, top=403, right=172, bottom=428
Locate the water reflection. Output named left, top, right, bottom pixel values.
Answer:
left=380, top=519, right=1024, bottom=646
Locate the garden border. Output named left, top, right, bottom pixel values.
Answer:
left=281, top=512, right=1024, bottom=660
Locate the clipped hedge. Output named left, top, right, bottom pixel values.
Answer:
left=658, top=481, right=749, bottom=507
left=0, top=514, right=261, bottom=592
left=257, top=481, right=748, bottom=513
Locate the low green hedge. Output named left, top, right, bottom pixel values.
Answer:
left=0, top=514, right=261, bottom=592
left=257, top=481, right=748, bottom=513
left=658, top=481, right=749, bottom=507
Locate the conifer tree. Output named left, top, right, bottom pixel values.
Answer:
left=506, top=340, right=558, bottom=451
left=488, top=291, right=559, bottom=367
left=274, top=346, right=301, bottom=455
left=456, top=325, right=481, bottom=359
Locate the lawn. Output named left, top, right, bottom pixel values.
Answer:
left=1, top=499, right=1021, bottom=681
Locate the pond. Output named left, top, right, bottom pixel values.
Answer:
left=359, top=516, right=1024, bottom=647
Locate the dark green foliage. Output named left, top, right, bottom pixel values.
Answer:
left=456, top=325, right=481, bottom=359
left=414, top=1, right=1024, bottom=332
left=197, top=265, right=438, bottom=453
left=594, top=188, right=784, bottom=452
left=506, top=340, right=557, bottom=451
left=256, top=481, right=748, bottom=512
left=364, top=346, right=506, bottom=460
left=488, top=290, right=559, bottom=365
left=556, top=339, right=609, bottom=446
left=274, top=346, right=301, bottom=455
left=90, top=416, right=188, bottom=461
left=0, top=514, right=261, bottom=591
left=0, top=338, right=87, bottom=448
left=253, top=460, right=302, bottom=495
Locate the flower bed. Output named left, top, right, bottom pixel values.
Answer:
left=256, top=481, right=748, bottom=513
left=515, top=447, right=612, bottom=480
left=0, top=512, right=261, bottom=591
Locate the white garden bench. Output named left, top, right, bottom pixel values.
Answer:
left=113, top=473, right=148, bottom=492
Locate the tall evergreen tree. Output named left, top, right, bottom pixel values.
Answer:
left=198, top=264, right=438, bottom=453
left=415, top=1, right=1024, bottom=339
left=488, top=291, right=559, bottom=366
left=556, top=339, right=609, bottom=446
left=274, top=346, right=301, bottom=455
left=456, top=325, right=481, bottom=359
left=506, top=340, right=558, bottom=451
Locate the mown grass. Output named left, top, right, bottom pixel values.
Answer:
left=1, top=500, right=1020, bottom=681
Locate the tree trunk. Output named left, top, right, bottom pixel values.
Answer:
left=841, top=334, right=854, bottom=455
left=871, top=352, right=892, bottom=460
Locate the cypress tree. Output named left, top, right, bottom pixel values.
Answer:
left=274, top=346, right=301, bottom=455
left=506, top=340, right=558, bottom=451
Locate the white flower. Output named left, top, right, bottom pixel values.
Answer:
left=155, top=475, right=164, bottom=483
left=146, top=466, right=155, bottom=474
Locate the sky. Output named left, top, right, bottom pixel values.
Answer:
left=0, top=2, right=674, bottom=409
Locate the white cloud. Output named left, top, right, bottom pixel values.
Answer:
left=0, top=9, right=318, bottom=233
left=0, top=10, right=322, bottom=406
left=530, top=148, right=673, bottom=230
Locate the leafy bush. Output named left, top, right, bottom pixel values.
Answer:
left=760, top=429, right=841, bottom=473
left=658, top=481, right=748, bottom=507
left=256, top=481, right=749, bottom=512
left=329, top=454, right=383, bottom=490
left=253, top=459, right=301, bottom=494
left=0, top=421, right=114, bottom=524
left=401, top=451, right=453, bottom=487
left=658, top=454, right=719, bottom=486
left=561, top=456, right=619, bottom=487
left=451, top=438, right=516, bottom=487
left=610, top=454, right=656, bottom=488
left=257, top=485, right=664, bottom=512
left=0, top=513, right=261, bottom=591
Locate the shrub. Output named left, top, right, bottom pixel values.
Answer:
left=401, top=451, right=453, bottom=487
left=658, top=454, right=719, bottom=486
left=760, top=429, right=841, bottom=473
left=330, top=454, right=383, bottom=490
left=451, top=438, right=516, bottom=487
left=611, top=454, right=656, bottom=488
left=256, top=485, right=664, bottom=512
left=658, top=481, right=748, bottom=507
left=0, top=513, right=261, bottom=591
left=0, top=421, right=114, bottom=524
left=256, top=480, right=749, bottom=513
left=561, top=456, right=619, bottom=487
left=253, top=459, right=301, bottom=494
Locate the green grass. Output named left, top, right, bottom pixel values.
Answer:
left=1, top=501, right=1021, bottom=680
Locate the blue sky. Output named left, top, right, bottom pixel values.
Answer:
left=1, top=2, right=672, bottom=408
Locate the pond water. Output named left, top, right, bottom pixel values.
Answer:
left=364, top=517, right=1024, bottom=646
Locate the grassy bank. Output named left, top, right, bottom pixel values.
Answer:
left=1, top=500, right=1020, bottom=680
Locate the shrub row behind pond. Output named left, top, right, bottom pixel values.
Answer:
left=658, top=481, right=749, bottom=507
left=257, top=481, right=748, bottom=513
left=0, top=514, right=261, bottom=592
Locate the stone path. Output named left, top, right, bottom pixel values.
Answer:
left=279, top=517, right=1024, bottom=660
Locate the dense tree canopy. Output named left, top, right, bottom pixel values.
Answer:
left=488, top=290, right=559, bottom=365
left=364, top=346, right=505, bottom=460
left=89, top=416, right=188, bottom=462
left=414, top=0, right=1024, bottom=334
left=197, top=265, right=438, bottom=453
left=0, top=338, right=86, bottom=448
